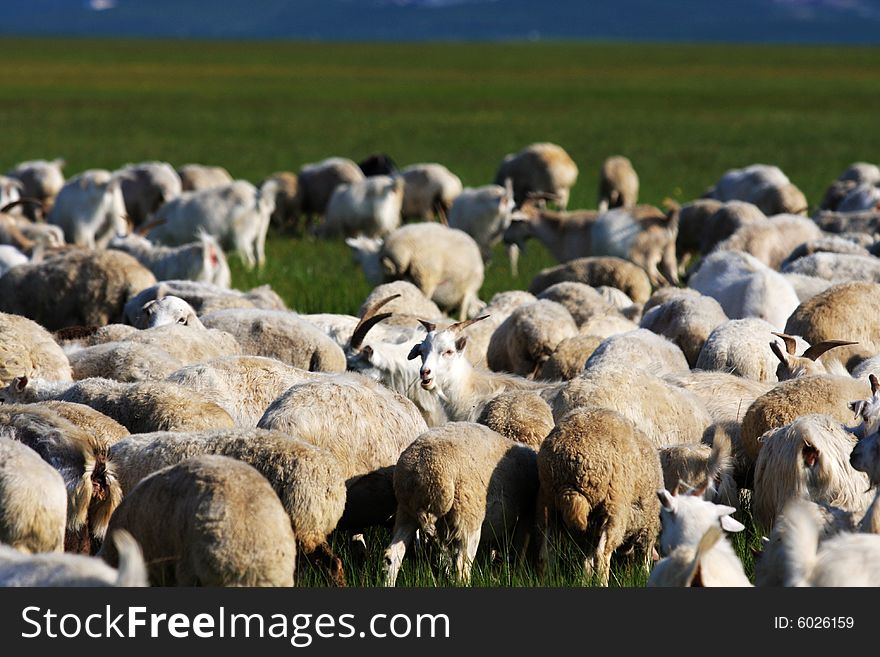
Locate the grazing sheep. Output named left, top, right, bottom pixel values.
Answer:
left=384, top=422, right=538, bottom=586
left=199, top=308, right=346, bottom=373
left=476, top=390, right=554, bottom=448
left=782, top=251, right=880, bottom=284
left=98, top=455, right=297, bottom=587
left=697, top=200, right=767, bottom=256
left=295, top=157, right=365, bottom=229
left=176, top=163, right=233, bottom=191
left=67, top=340, right=185, bottom=382
left=659, top=432, right=738, bottom=508
left=695, top=318, right=800, bottom=383
left=447, top=182, right=516, bottom=265
left=713, top=214, right=823, bottom=270
left=493, top=142, right=578, bottom=209
left=529, top=256, right=653, bottom=305
left=0, top=312, right=72, bottom=385
left=0, top=249, right=156, bottom=331
left=358, top=152, right=398, bottom=177
left=0, top=529, right=147, bottom=587
left=148, top=179, right=278, bottom=270
left=704, top=164, right=808, bottom=216
left=768, top=331, right=855, bottom=381
left=597, top=155, right=639, bottom=211
left=108, top=230, right=231, bottom=288
left=675, top=198, right=723, bottom=264
left=537, top=334, right=604, bottom=381
left=115, top=161, right=182, bottom=228
left=584, top=328, right=690, bottom=378
left=0, top=434, right=67, bottom=554
left=400, top=163, right=463, bottom=222
left=537, top=281, right=622, bottom=329
left=780, top=235, right=870, bottom=270
left=47, top=169, right=128, bottom=248
left=639, top=293, right=728, bottom=367
left=487, top=299, right=579, bottom=377
left=783, top=272, right=835, bottom=303
left=109, top=428, right=347, bottom=584
left=688, top=250, right=800, bottom=330
left=5, top=158, right=65, bottom=219
left=34, top=400, right=129, bottom=445
left=536, top=407, right=661, bottom=586
left=753, top=414, right=872, bottom=533
left=262, top=171, right=299, bottom=231
left=320, top=175, right=405, bottom=238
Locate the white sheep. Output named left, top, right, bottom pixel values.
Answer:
left=493, top=142, right=578, bottom=209
left=836, top=182, right=880, bottom=213
left=783, top=251, right=880, bottom=284
left=47, top=169, right=128, bottom=248
left=712, top=213, right=822, bottom=270
left=115, top=161, right=182, bottom=227
left=400, top=163, right=463, bottom=222
left=639, top=292, right=728, bottom=367
left=705, top=163, right=808, bottom=216
left=108, top=230, right=231, bottom=288
left=320, top=175, right=404, bottom=238
left=5, top=158, right=66, bottom=219
left=0, top=311, right=72, bottom=385
left=583, top=328, right=691, bottom=378
left=177, top=163, right=234, bottom=191
left=294, top=156, right=365, bottom=230
left=447, top=183, right=516, bottom=264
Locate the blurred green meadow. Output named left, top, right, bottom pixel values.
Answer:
left=3, top=38, right=878, bottom=585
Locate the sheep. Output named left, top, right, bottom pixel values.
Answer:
left=695, top=318, right=800, bottom=383
left=536, top=281, right=623, bottom=329
left=696, top=200, right=767, bottom=256
left=261, top=170, right=299, bottom=231
left=780, top=235, right=871, bottom=270
left=165, top=356, right=321, bottom=427
left=783, top=271, right=835, bottom=303
left=147, top=179, right=278, bottom=270
left=494, top=142, right=578, bottom=209
left=447, top=183, right=516, bottom=265
left=768, top=331, right=855, bottom=381
left=713, top=214, right=823, bottom=270
left=537, top=334, right=604, bottom=381
left=383, top=422, right=537, bottom=586
left=675, top=198, right=723, bottom=265
left=458, top=290, right=537, bottom=366
left=704, top=163, right=808, bottom=216
left=177, top=163, right=234, bottom=191
left=551, top=367, right=712, bottom=448
left=590, top=204, right=680, bottom=287
left=782, top=251, right=880, bottom=285
left=54, top=324, right=139, bottom=349
left=475, top=390, right=554, bottom=448
left=597, top=155, right=638, bottom=212
left=347, top=222, right=485, bottom=320
left=358, top=152, right=398, bottom=177
left=47, top=169, right=128, bottom=248
left=583, top=328, right=691, bottom=378
left=0, top=208, right=65, bottom=251
left=0, top=402, right=124, bottom=554
left=123, top=279, right=287, bottom=326
left=34, top=400, right=129, bottom=445
left=836, top=183, right=880, bottom=213
left=529, top=255, right=653, bottom=305
left=639, top=293, right=728, bottom=367
left=5, top=158, right=65, bottom=219
left=0, top=434, right=67, bottom=554
left=688, top=250, right=800, bottom=330
left=838, top=161, right=880, bottom=185
left=487, top=299, right=579, bottom=377
left=775, top=498, right=880, bottom=586
left=0, top=529, right=147, bottom=587
left=536, top=407, right=661, bottom=586
left=358, top=280, right=444, bottom=321
left=294, top=157, right=365, bottom=230
left=199, top=308, right=346, bottom=372
left=812, top=207, right=880, bottom=236
left=659, top=433, right=738, bottom=508
left=67, top=340, right=185, bottom=382
left=0, top=312, right=72, bottom=385
left=752, top=414, right=872, bottom=534
left=126, top=293, right=205, bottom=329
left=740, top=375, right=870, bottom=467
left=320, top=175, right=405, bottom=238
left=400, top=163, right=463, bottom=222
left=0, top=244, right=27, bottom=275
left=1, top=375, right=235, bottom=435
left=108, top=428, right=347, bottom=584
left=108, top=230, right=231, bottom=288
left=115, top=161, right=182, bottom=228
left=98, top=455, right=297, bottom=587
left=502, top=202, right=598, bottom=275
left=577, top=314, right=639, bottom=339
left=0, top=249, right=156, bottom=331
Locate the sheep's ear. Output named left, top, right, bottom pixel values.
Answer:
left=407, top=344, right=421, bottom=361
left=849, top=400, right=867, bottom=420
left=14, top=376, right=28, bottom=392
left=657, top=489, right=675, bottom=511
left=418, top=319, right=436, bottom=333
left=720, top=515, right=745, bottom=533
left=455, top=336, right=468, bottom=352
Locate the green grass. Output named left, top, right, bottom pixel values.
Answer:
left=4, top=38, right=877, bottom=584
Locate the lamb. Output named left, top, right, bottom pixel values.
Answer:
left=400, top=163, right=463, bottom=222
left=108, top=230, right=231, bottom=288
left=199, top=308, right=346, bottom=372
left=583, top=328, right=691, bottom=378
left=176, top=163, right=234, bottom=191
left=713, top=214, right=823, bottom=270
left=537, top=334, right=604, bottom=381
left=447, top=183, right=516, bottom=264
left=0, top=434, right=67, bottom=554
left=536, top=281, right=624, bottom=329
left=475, top=390, right=554, bottom=448
left=108, top=429, right=346, bottom=584
left=0, top=249, right=156, bottom=331
left=687, top=250, right=800, bottom=330
left=98, top=455, right=297, bottom=587
left=115, top=161, right=182, bottom=228
left=383, top=422, right=538, bottom=586
left=0, top=312, right=72, bottom=385
left=294, top=157, right=365, bottom=230
left=768, top=331, right=855, bottom=380
left=782, top=251, right=880, bottom=285
left=0, top=530, right=147, bottom=587
left=597, top=155, right=639, bottom=211
left=536, top=407, right=661, bottom=586
left=658, top=431, right=738, bottom=508
left=5, top=158, right=66, bottom=219
left=487, top=299, right=579, bottom=377
left=529, top=256, right=653, bottom=305
left=639, top=293, right=728, bottom=367
left=493, top=142, right=579, bottom=209
left=704, top=163, right=808, bottom=216
left=320, top=175, right=405, bottom=238
left=147, top=179, right=278, bottom=270
left=47, top=169, right=128, bottom=248
left=696, top=318, right=804, bottom=383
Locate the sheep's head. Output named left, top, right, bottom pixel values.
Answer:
left=0, top=376, right=35, bottom=404
left=770, top=332, right=856, bottom=381
left=139, top=295, right=203, bottom=330
left=344, top=294, right=399, bottom=375
left=657, top=486, right=744, bottom=557
left=407, top=315, right=490, bottom=392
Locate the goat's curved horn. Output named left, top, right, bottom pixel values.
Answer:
left=0, top=197, right=44, bottom=214
left=871, top=373, right=879, bottom=396
left=349, top=294, right=401, bottom=350
left=801, top=340, right=857, bottom=362
left=770, top=332, right=798, bottom=355
left=418, top=320, right=437, bottom=333
left=769, top=341, right=787, bottom=365
left=447, top=315, right=490, bottom=333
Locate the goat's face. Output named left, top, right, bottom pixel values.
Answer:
left=848, top=374, right=880, bottom=436
left=851, top=432, right=880, bottom=486
left=0, top=376, right=33, bottom=404
left=657, top=488, right=744, bottom=557
left=408, top=329, right=463, bottom=392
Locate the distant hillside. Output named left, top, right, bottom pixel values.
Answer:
left=3, top=0, right=880, bottom=43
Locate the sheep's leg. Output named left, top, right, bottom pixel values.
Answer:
left=383, top=515, right=418, bottom=587
left=307, top=541, right=346, bottom=587
left=454, top=526, right=482, bottom=586
left=511, top=520, right=532, bottom=569
left=591, top=512, right=627, bottom=587
left=535, top=495, right=555, bottom=580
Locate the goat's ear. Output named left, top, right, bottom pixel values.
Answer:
left=455, top=336, right=468, bottom=352
left=14, top=376, right=28, bottom=392
left=720, top=514, right=745, bottom=533
left=769, top=341, right=787, bottom=364
left=407, top=344, right=421, bottom=361
left=871, top=373, right=879, bottom=396
left=849, top=400, right=867, bottom=420
left=657, top=489, right=675, bottom=511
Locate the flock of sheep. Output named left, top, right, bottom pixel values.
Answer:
left=3, top=144, right=880, bottom=587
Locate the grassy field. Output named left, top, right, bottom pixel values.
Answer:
left=3, top=38, right=878, bottom=585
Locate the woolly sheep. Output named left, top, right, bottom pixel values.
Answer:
left=476, top=390, right=554, bottom=448
left=454, top=290, right=536, bottom=367
left=713, top=214, right=822, bottom=270
left=34, top=400, right=129, bottom=445
left=359, top=280, right=444, bottom=321
left=658, top=432, right=738, bottom=508
left=537, top=407, right=661, bottom=586
left=780, top=234, right=871, bottom=269
left=321, top=175, right=404, bottom=238
left=262, top=171, right=299, bottom=231
left=47, top=169, right=128, bottom=248
left=109, top=428, right=347, bottom=584
left=5, top=158, right=65, bottom=219
left=447, top=183, right=515, bottom=263
left=584, top=328, right=690, bottom=378
left=675, top=198, right=723, bottom=263
left=0, top=312, right=72, bottom=385
left=536, top=281, right=622, bottom=329
left=836, top=183, right=880, bottom=213
left=0, top=249, right=156, bottom=331
left=67, top=340, right=185, bottom=382
left=0, top=434, right=67, bottom=554
left=384, top=422, right=537, bottom=586
left=494, top=142, right=578, bottom=209
left=577, top=314, right=639, bottom=339
left=697, top=200, right=767, bottom=256
left=108, top=231, right=231, bottom=288
left=99, top=455, right=297, bottom=586
left=295, top=157, right=365, bottom=230
left=783, top=272, right=835, bottom=303
left=537, top=334, right=604, bottom=381
left=54, top=324, right=139, bottom=349
left=695, top=318, right=802, bottom=383
left=177, top=163, right=233, bottom=191
left=639, top=293, right=728, bottom=367
left=0, top=530, right=147, bottom=587
left=129, top=294, right=204, bottom=329
left=115, top=161, right=182, bottom=227
left=400, top=163, right=463, bottom=222
left=705, top=164, right=808, bottom=216
left=782, top=251, right=880, bottom=284
left=597, top=155, right=638, bottom=211
left=529, top=256, right=653, bottom=305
